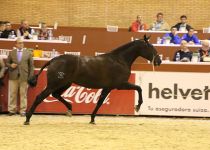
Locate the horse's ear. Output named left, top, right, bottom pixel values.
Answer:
left=143, top=34, right=147, bottom=41
left=143, top=34, right=151, bottom=43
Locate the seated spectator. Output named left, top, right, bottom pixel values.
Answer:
left=17, top=19, right=35, bottom=39
left=174, top=15, right=192, bottom=32
left=173, top=40, right=193, bottom=62
left=38, top=22, right=50, bottom=40
left=130, top=15, right=148, bottom=32
left=149, top=12, right=170, bottom=31
left=181, top=28, right=200, bottom=45
left=161, top=26, right=181, bottom=44
left=198, top=40, right=210, bottom=62
left=1, top=21, right=16, bottom=38
left=0, top=21, right=6, bottom=37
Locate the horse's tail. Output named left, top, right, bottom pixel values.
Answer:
left=28, top=60, right=52, bottom=87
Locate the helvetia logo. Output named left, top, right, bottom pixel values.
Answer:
left=148, top=83, right=210, bottom=100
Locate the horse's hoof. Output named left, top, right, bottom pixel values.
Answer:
left=89, top=121, right=96, bottom=125
left=24, top=121, right=30, bottom=125
left=66, top=110, right=72, bottom=117
left=134, top=105, right=141, bottom=112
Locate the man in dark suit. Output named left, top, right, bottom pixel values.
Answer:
left=6, top=38, right=34, bottom=116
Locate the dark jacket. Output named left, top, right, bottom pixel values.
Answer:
left=174, top=23, right=192, bottom=31
left=1, top=29, right=16, bottom=38
left=18, top=27, right=33, bottom=39
left=173, top=50, right=193, bottom=61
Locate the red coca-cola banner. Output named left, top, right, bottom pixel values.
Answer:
left=27, top=70, right=136, bottom=115
left=0, top=74, right=9, bottom=112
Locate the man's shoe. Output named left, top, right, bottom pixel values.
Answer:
left=8, top=112, right=15, bottom=116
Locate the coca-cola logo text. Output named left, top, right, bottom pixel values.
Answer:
left=43, top=86, right=110, bottom=104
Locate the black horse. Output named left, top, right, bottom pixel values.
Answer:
left=24, top=35, right=161, bottom=125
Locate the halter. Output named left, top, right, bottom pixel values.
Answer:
left=141, top=35, right=160, bottom=71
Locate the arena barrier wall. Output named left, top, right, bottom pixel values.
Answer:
left=1, top=70, right=210, bottom=117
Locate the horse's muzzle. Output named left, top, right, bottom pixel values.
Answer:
left=153, top=55, right=162, bottom=66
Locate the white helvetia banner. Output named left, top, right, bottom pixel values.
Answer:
left=135, top=71, right=210, bottom=117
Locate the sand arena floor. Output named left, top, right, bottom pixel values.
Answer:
left=0, top=114, right=210, bottom=150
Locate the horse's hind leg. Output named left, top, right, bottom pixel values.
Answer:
left=24, top=88, right=52, bottom=125
left=90, top=88, right=111, bottom=124
left=117, top=82, right=143, bottom=112
left=52, top=84, right=72, bottom=117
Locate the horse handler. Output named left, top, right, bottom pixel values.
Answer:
left=6, top=38, right=34, bottom=116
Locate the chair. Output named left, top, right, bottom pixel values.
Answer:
left=95, top=52, right=105, bottom=56
left=64, top=51, right=80, bottom=56
left=106, top=25, right=118, bottom=32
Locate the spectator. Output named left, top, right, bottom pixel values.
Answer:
left=181, top=28, right=200, bottom=45
left=1, top=21, right=16, bottom=38
left=38, top=22, right=50, bottom=40
left=173, top=40, right=193, bottom=62
left=174, top=15, right=192, bottom=32
left=198, top=40, right=210, bottom=62
left=6, top=38, right=34, bottom=116
left=0, top=57, right=5, bottom=86
left=161, top=26, right=181, bottom=44
left=130, top=15, right=148, bottom=32
left=150, top=12, right=170, bottom=31
left=0, top=21, right=6, bottom=37
left=17, top=20, right=35, bottom=39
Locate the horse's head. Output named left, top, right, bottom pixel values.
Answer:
left=139, top=35, right=161, bottom=66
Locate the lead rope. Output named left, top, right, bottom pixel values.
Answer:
left=151, top=54, right=155, bottom=72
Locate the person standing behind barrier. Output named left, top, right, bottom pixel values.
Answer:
left=17, top=20, right=35, bottom=39
left=181, top=28, right=200, bottom=45
left=1, top=21, right=16, bottom=38
left=6, top=38, right=34, bottom=116
left=38, top=22, right=50, bottom=40
left=173, top=40, right=193, bottom=62
left=174, top=15, right=192, bottom=32
left=130, top=15, right=148, bottom=32
left=197, top=40, right=210, bottom=62
left=149, top=12, right=170, bottom=31
left=161, top=26, right=181, bottom=44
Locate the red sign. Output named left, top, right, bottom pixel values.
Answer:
left=27, top=71, right=135, bottom=115
left=0, top=74, right=9, bottom=112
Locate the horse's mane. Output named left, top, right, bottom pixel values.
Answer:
left=109, top=40, right=144, bottom=55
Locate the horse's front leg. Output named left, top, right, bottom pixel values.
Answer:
left=117, top=82, right=143, bottom=112
left=90, top=88, right=111, bottom=124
